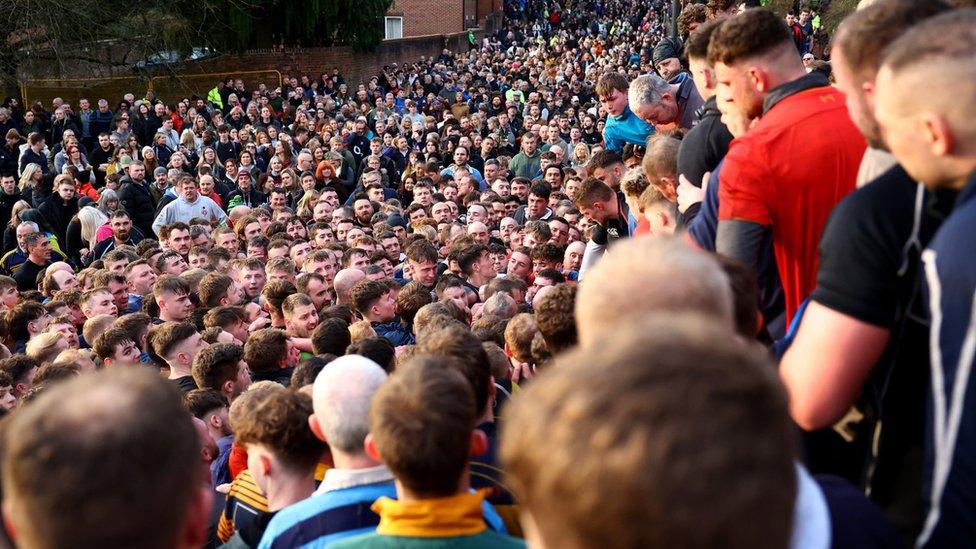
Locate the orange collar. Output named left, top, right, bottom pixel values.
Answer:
left=373, top=489, right=488, bottom=538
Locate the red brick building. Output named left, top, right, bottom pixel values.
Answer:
left=384, top=0, right=502, bottom=39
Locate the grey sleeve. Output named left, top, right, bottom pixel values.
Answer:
left=577, top=238, right=606, bottom=282
left=716, top=219, right=767, bottom=269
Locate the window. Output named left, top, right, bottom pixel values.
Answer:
left=384, top=17, right=403, bottom=40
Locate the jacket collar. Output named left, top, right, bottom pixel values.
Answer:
left=762, top=72, right=829, bottom=115
left=373, top=489, right=488, bottom=538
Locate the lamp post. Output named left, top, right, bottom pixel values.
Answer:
left=672, top=0, right=680, bottom=39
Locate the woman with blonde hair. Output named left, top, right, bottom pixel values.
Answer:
left=570, top=142, right=591, bottom=168
left=296, top=190, right=319, bottom=220
left=65, top=206, right=108, bottom=266
left=18, top=163, right=42, bottom=196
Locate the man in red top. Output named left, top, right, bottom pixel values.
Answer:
left=710, top=9, right=866, bottom=324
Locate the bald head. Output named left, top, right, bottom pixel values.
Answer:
left=311, top=355, right=387, bottom=455
left=333, top=268, right=366, bottom=305
left=575, top=237, right=733, bottom=346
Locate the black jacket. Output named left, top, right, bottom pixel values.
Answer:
left=0, top=189, right=23, bottom=231
left=226, top=187, right=267, bottom=209
left=119, top=177, right=156, bottom=237
left=37, top=194, right=79, bottom=243
left=676, top=96, right=734, bottom=192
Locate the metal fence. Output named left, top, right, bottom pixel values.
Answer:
left=150, top=70, right=282, bottom=103
left=22, top=76, right=151, bottom=108
left=21, top=69, right=281, bottom=107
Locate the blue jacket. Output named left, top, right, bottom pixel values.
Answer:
left=917, top=172, right=976, bottom=548
left=372, top=321, right=415, bottom=347
left=602, top=105, right=653, bottom=154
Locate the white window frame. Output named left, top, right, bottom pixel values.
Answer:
left=384, top=17, right=403, bottom=40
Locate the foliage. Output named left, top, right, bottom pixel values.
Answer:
left=203, top=0, right=394, bottom=52
left=0, top=0, right=393, bottom=91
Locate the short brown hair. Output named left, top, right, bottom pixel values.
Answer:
left=641, top=134, right=680, bottom=183
left=198, top=273, right=235, bottom=308
left=684, top=16, right=724, bottom=61
left=349, top=279, right=388, bottom=317
left=504, top=313, right=538, bottom=364
left=572, top=177, right=614, bottom=208
left=204, top=306, right=248, bottom=330
left=706, top=8, right=791, bottom=66
left=152, top=275, right=190, bottom=299
left=834, top=0, right=950, bottom=81
left=262, top=279, right=297, bottom=318
left=92, top=327, right=135, bottom=361
left=312, top=318, right=351, bottom=356
left=534, top=284, right=578, bottom=355
left=501, top=314, right=797, bottom=549
left=151, top=321, right=197, bottom=359
left=2, top=369, right=200, bottom=548
left=192, top=342, right=244, bottom=392
left=595, top=72, right=628, bottom=99
left=243, top=328, right=288, bottom=375
left=396, top=281, right=433, bottom=326
left=405, top=240, right=437, bottom=264
left=234, top=389, right=323, bottom=472
left=416, top=323, right=491, bottom=416
left=370, top=355, right=476, bottom=497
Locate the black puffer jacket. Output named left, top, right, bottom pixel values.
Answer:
left=119, top=177, right=156, bottom=238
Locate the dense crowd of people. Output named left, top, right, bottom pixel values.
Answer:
left=0, top=0, right=973, bottom=547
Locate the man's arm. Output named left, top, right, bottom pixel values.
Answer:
left=151, top=205, right=169, bottom=238
left=716, top=219, right=766, bottom=268
left=577, top=238, right=605, bottom=281
left=780, top=301, right=891, bottom=430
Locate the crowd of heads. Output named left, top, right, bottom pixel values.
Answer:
left=0, top=0, right=975, bottom=547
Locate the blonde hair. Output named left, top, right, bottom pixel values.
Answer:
left=18, top=164, right=41, bottom=191
left=296, top=191, right=319, bottom=219
left=77, top=206, right=109, bottom=247
left=349, top=320, right=377, bottom=342
left=26, top=332, right=66, bottom=365
left=8, top=200, right=30, bottom=228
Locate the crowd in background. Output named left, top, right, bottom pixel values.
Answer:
left=0, top=0, right=974, bottom=547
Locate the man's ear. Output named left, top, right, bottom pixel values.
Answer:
left=308, top=413, right=327, bottom=443
left=919, top=113, right=954, bottom=157
left=703, top=68, right=717, bottom=91
left=658, top=210, right=671, bottom=227
left=364, top=433, right=382, bottom=461
left=747, top=66, right=769, bottom=93
left=469, top=428, right=488, bottom=458
left=209, top=413, right=222, bottom=430
left=221, top=380, right=234, bottom=398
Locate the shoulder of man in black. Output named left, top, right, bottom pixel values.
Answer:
left=810, top=164, right=925, bottom=328
left=677, top=97, right=733, bottom=189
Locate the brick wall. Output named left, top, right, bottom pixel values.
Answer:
left=179, top=31, right=477, bottom=93
left=388, top=0, right=463, bottom=37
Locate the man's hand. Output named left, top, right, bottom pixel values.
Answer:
left=676, top=171, right=710, bottom=214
